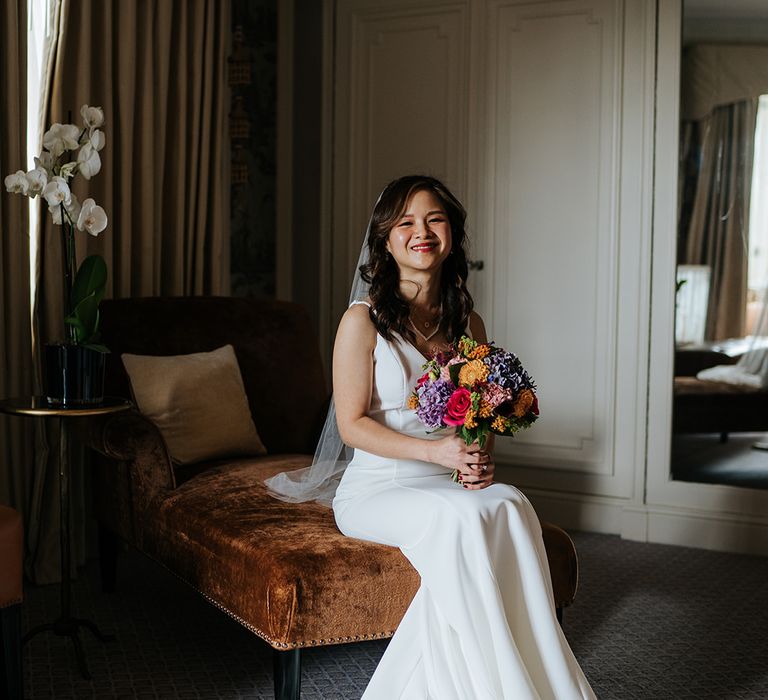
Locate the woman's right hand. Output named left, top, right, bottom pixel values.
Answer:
left=427, top=434, right=490, bottom=477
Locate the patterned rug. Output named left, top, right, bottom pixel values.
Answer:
left=21, top=531, right=768, bottom=699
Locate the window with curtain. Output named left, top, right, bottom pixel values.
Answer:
left=4, top=0, right=231, bottom=583
left=747, top=94, right=768, bottom=336
left=677, top=44, right=768, bottom=345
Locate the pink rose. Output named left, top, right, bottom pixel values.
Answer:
left=443, top=388, right=472, bottom=426
left=417, top=372, right=430, bottom=387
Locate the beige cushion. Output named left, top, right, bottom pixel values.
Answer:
left=121, top=344, right=267, bottom=465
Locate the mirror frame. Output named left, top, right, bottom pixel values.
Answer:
left=646, top=0, right=768, bottom=529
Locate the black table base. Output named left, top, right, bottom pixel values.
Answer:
left=24, top=616, right=114, bottom=680
left=0, top=397, right=131, bottom=680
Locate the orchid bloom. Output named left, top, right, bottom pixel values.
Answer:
left=59, top=161, right=78, bottom=180
left=80, top=105, right=104, bottom=129
left=89, top=129, right=105, bottom=151
left=42, top=176, right=72, bottom=208
left=4, top=170, right=30, bottom=195
left=48, top=193, right=81, bottom=226
left=42, top=123, right=80, bottom=158
left=66, top=193, right=82, bottom=223
left=48, top=205, right=63, bottom=225
left=77, top=143, right=101, bottom=180
left=34, top=152, right=54, bottom=176
left=6, top=103, right=108, bottom=236
left=49, top=201, right=71, bottom=225
left=25, top=166, right=48, bottom=196
left=77, top=198, right=108, bottom=236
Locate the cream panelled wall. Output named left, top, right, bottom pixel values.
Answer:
left=480, top=0, right=621, bottom=482
left=331, top=0, right=471, bottom=326
left=328, top=0, right=656, bottom=534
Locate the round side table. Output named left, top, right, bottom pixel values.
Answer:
left=0, top=397, right=131, bottom=679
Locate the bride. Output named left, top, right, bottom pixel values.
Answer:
left=272, top=175, right=596, bottom=699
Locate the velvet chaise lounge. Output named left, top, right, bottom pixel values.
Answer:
left=673, top=348, right=768, bottom=436
left=81, top=296, right=580, bottom=700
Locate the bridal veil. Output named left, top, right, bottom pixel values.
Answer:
left=264, top=193, right=380, bottom=504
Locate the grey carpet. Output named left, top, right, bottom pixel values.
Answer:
left=21, top=531, right=768, bottom=699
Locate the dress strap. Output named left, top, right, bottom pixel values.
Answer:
left=350, top=300, right=373, bottom=310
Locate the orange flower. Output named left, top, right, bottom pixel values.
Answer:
left=468, top=344, right=491, bottom=360
left=491, top=416, right=509, bottom=432
left=458, top=359, right=489, bottom=388
left=513, top=389, right=535, bottom=417
left=464, top=408, right=477, bottom=429
left=407, top=393, right=419, bottom=410
left=478, top=400, right=494, bottom=418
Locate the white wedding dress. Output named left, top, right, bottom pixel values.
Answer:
left=332, top=303, right=596, bottom=700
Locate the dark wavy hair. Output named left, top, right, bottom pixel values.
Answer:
left=359, top=175, right=473, bottom=343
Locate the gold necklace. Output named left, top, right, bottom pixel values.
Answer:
left=409, top=307, right=442, bottom=342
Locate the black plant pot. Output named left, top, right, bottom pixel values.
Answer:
left=43, top=343, right=106, bottom=406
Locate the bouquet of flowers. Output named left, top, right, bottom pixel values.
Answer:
left=407, top=336, right=539, bottom=480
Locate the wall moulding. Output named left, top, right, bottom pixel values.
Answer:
left=332, top=0, right=470, bottom=331
left=483, top=0, right=625, bottom=485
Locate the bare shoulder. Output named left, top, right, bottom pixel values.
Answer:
left=337, top=302, right=377, bottom=351
left=468, top=311, right=488, bottom=343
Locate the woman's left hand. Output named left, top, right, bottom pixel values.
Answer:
left=458, top=452, right=495, bottom=490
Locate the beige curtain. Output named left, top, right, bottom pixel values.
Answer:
left=682, top=44, right=768, bottom=122
left=27, top=0, right=230, bottom=582
left=42, top=0, right=230, bottom=319
left=0, top=2, right=36, bottom=534
left=683, top=100, right=757, bottom=341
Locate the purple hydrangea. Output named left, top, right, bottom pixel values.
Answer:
left=484, top=351, right=536, bottom=393
left=416, top=379, right=454, bottom=428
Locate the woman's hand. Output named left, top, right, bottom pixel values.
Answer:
left=427, top=435, right=494, bottom=488
left=458, top=455, right=495, bottom=490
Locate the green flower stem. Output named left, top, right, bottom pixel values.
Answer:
left=60, top=204, right=77, bottom=343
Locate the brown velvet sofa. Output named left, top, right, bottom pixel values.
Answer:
left=673, top=348, right=768, bottom=436
left=82, top=296, right=579, bottom=700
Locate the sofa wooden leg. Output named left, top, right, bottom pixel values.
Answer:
left=1, top=603, right=23, bottom=700
left=98, top=524, right=119, bottom=594
left=556, top=606, right=563, bottom=625
left=273, top=648, right=301, bottom=700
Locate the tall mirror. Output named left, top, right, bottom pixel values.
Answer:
left=672, top=0, right=768, bottom=489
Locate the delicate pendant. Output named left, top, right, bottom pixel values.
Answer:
left=424, top=320, right=430, bottom=328
left=409, top=318, right=439, bottom=342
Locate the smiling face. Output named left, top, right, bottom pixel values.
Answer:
left=386, top=188, right=452, bottom=275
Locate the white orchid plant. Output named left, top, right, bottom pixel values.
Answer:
left=5, top=104, right=109, bottom=351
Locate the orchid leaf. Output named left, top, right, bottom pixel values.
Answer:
left=66, top=255, right=107, bottom=346
left=65, top=293, right=100, bottom=344
left=63, top=314, right=85, bottom=337
left=71, top=255, right=107, bottom=308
